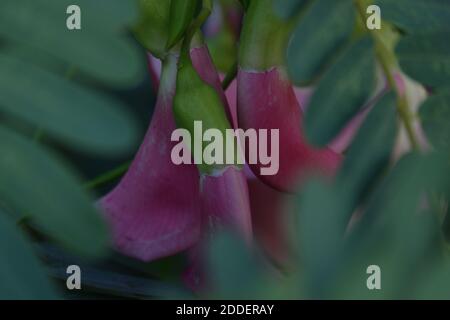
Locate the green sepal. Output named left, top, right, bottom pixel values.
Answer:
left=133, top=0, right=171, bottom=59
left=166, top=0, right=201, bottom=50
left=173, top=59, right=241, bottom=176
left=239, top=0, right=292, bottom=70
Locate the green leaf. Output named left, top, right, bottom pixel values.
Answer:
left=292, top=95, right=397, bottom=298
left=336, top=93, right=398, bottom=221
left=419, top=90, right=450, bottom=150
left=207, top=232, right=269, bottom=299
left=134, top=0, right=172, bottom=59
left=274, top=0, right=311, bottom=19
left=0, top=53, right=139, bottom=156
left=336, top=210, right=439, bottom=299
left=362, top=152, right=449, bottom=226
left=0, top=0, right=144, bottom=87
left=329, top=153, right=447, bottom=299
left=0, top=211, right=58, bottom=299
left=305, top=36, right=376, bottom=146
left=78, top=0, right=139, bottom=32
left=0, top=126, right=109, bottom=259
left=292, top=178, right=346, bottom=298
left=396, top=32, right=450, bottom=87
left=287, top=0, right=355, bottom=85
left=339, top=152, right=448, bottom=299
left=166, top=0, right=200, bottom=49
left=376, top=0, right=450, bottom=34
left=414, top=261, right=450, bottom=299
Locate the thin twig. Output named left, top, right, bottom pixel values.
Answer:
left=354, top=0, right=419, bottom=150
left=222, top=60, right=238, bottom=90
left=84, top=161, right=131, bottom=190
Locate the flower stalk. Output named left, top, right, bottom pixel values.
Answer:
left=354, top=0, right=419, bottom=150
left=180, top=0, right=213, bottom=64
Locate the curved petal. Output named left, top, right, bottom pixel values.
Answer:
left=190, top=46, right=252, bottom=240
left=248, top=177, right=291, bottom=264
left=237, top=67, right=342, bottom=193
left=99, top=54, right=202, bottom=261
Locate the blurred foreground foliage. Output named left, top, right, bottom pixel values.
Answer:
left=0, top=0, right=145, bottom=298
left=0, top=0, right=449, bottom=300
left=204, top=0, right=450, bottom=300
left=206, top=101, right=450, bottom=299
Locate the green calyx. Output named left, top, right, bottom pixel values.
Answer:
left=166, top=0, right=201, bottom=50
left=134, top=0, right=202, bottom=59
left=133, top=0, right=171, bottom=59
left=174, top=59, right=241, bottom=176
left=239, top=0, right=292, bottom=70
left=173, top=0, right=241, bottom=176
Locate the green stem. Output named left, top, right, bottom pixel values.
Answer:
left=180, top=0, right=212, bottom=64
left=354, top=0, right=419, bottom=150
left=222, top=60, right=237, bottom=90
left=84, top=161, right=131, bottom=190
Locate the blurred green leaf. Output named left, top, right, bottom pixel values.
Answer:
left=78, top=0, right=139, bottom=32
left=293, top=178, right=345, bottom=298
left=0, top=211, right=58, bottom=299
left=0, top=53, right=139, bottom=156
left=376, top=0, right=450, bottom=34
left=396, top=32, right=450, bottom=87
left=167, top=0, right=200, bottom=49
left=293, top=94, right=397, bottom=298
left=334, top=153, right=447, bottom=299
left=414, top=261, right=450, bottom=299
left=274, top=0, right=312, bottom=19
left=305, top=36, right=376, bottom=146
left=134, top=0, right=171, bottom=59
left=292, top=151, right=448, bottom=299
left=336, top=211, right=439, bottom=299
left=0, top=0, right=144, bottom=87
left=419, top=90, right=450, bottom=150
left=287, top=0, right=355, bottom=85
left=0, top=126, right=109, bottom=259
left=297, top=93, right=396, bottom=298
left=362, top=152, right=449, bottom=227
left=207, top=232, right=269, bottom=299
left=336, top=93, right=397, bottom=222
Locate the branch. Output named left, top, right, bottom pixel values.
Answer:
left=354, top=0, right=419, bottom=150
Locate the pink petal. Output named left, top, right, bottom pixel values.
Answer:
left=147, top=53, right=162, bottom=92
left=248, top=177, right=291, bottom=264
left=237, top=67, right=342, bottom=193
left=184, top=47, right=253, bottom=290
left=201, top=167, right=252, bottom=242
left=99, top=54, right=202, bottom=262
left=191, top=46, right=252, bottom=240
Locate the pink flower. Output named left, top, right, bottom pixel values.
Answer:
left=99, top=46, right=252, bottom=289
